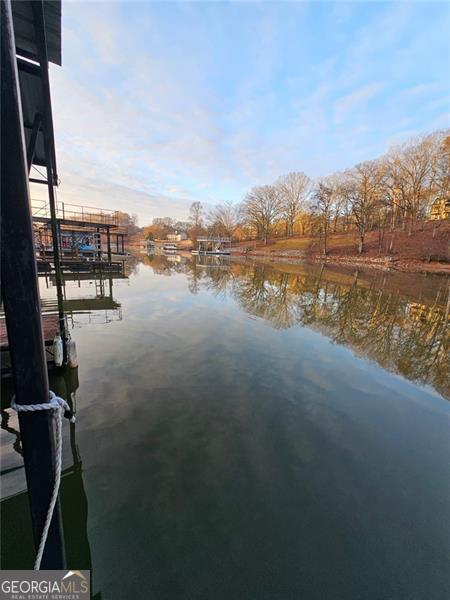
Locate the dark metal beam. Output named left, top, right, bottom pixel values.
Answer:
left=42, top=133, right=65, bottom=348
left=106, top=226, right=112, bottom=261
left=1, top=0, right=64, bottom=569
left=16, top=48, right=43, bottom=64
left=96, top=227, right=101, bottom=259
left=31, top=1, right=58, bottom=185
left=17, top=55, right=41, bottom=77
left=27, top=112, right=42, bottom=172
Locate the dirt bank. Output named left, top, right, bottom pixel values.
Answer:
left=232, top=223, right=450, bottom=275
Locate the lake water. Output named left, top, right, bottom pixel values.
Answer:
left=1, top=255, right=449, bottom=599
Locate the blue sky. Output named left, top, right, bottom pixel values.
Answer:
left=36, top=1, right=450, bottom=223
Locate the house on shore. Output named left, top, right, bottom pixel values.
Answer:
left=429, top=196, right=450, bottom=220
left=167, top=231, right=188, bottom=242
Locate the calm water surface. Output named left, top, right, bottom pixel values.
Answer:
left=1, top=255, right=449, bottom=599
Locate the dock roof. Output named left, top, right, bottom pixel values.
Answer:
left=11, top=1, right=61, bottom=177
left=12, top=1, right=61, bottom=66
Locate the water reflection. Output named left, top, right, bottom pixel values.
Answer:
left=40, top=272, right=125, bottom=327
left=1, top=254, right=449, bottom=598
left=142, top=254, right=449, bottom=398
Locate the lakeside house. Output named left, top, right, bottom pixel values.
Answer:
left=429, top=196, right=450, bottom=220
left=167, top=231, right=188, bottom=242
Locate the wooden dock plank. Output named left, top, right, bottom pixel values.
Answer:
left=0, top=313, right=60, bottom=350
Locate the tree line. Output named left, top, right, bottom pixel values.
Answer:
left=145, top=129, right=449, bottom=254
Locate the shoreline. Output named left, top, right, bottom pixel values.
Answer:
left=231, top=251, right=450, bottom=275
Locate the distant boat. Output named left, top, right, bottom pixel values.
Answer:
left=163, top=243, right=178, bottom=252
left=191, top=249, right=230, bottom=255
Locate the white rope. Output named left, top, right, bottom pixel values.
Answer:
left=11, top=390, right=75, bottom=570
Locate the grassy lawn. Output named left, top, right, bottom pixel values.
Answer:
left=266, top=232, right=358, bottom=252
left=267, top=237, right=313, bottom=250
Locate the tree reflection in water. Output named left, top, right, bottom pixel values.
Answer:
left=141, top=254, right=449, bottom=399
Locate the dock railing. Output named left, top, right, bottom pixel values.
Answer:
left=31, top=199, right=119, bottom=226
left=196, top=236, right=232, bottom=242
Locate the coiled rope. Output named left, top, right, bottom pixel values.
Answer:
left=11, top=391, right=75, bottom=570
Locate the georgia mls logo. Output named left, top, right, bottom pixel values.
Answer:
left=62, top=570, right=86, bottom=582
left=0, top=569, right=90, bottom=599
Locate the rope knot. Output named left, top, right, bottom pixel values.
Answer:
left=11, top=391, right=75, bottom=422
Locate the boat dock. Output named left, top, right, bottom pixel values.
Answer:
left=192, top=236, right=232, bottom=255
left=32, top=199, right=127, bottom=265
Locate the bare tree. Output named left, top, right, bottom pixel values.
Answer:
left=312, top=182, right=334, bottom=255
left=378, top=154, right=405, bottom=230
left=387, top=134, right=439, bottom=233
left=189, top=201, right=204, bottom=229
left=275, top=172, right=311, bottom=236
left=430, top=133, right=450, bottom=204
left=326, top=172, right=351, bottom=232
left=241, top=185, right=283, bottom=244
left=208, top=201, right=240, bottom=238
left=188, top=201, right=205, bottom=241
left=348, top=161, right=384, bottom=254
left=117, top=212, right=140, bottom=235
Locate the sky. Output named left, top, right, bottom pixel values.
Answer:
left=32, top=1, right=450, bottom=224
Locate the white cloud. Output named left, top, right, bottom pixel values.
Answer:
left=31, top=174, right=193, bottom=224
left=43, top=1, right=449, bottom=224
left=333, top=83, right=384, bottom=125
